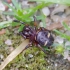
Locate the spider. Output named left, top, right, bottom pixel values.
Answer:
left=13, top=20, right=54, bottom=54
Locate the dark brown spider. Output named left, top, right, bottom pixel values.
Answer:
left=13, top=19, right=54, bottom=53
left=19, top=25, right=54, bottom=53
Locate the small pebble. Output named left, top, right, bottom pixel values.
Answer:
left=39, top=22, right=44, bottom=27
left=22, top=1, right=28, bottom=5
left=0, top=1, right=5, bottom=11
left=21, top=0, right=29, bottom=8
left=28, top=54, right=33, bottom=58
left=0, top=54, right=4, bottom=59
left=67, top=57, right=70, bottom=61
left=65, top=41, right=70, bottom=47
left=54, top=36, right=64, bottom=44
left=25, top=64, right=28, bottom=67
left=42, top=7, right=50, bottom=16
left=5, top=39, right=12, bottom=45
left=64, top=50, right=69, bottom=59
left=55, top=63, right=58, bottom=67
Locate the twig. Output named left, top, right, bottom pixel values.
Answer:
left=0, top=39, right=29, bottom=70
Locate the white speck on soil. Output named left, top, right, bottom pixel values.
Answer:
left=28, top=54, right=33, bottom=58
left=54, top=36, right=64, bottom=44
left=25, top=64, right=28, bottom=67
left=0, top=54, right=4, bottom=59
left=5, top=39, right=12, bottom=45
left=55, top=63, right=58, bottom=67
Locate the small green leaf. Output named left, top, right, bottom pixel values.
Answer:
left=0, top=21, right=12, bottom=29
left=15, top=15, right=23, bottom=21
left=66, top=46, right=70, bottom=50
left=11, top=22, right=20, bottom=26
left=18, top=3, right=22, bottom=10
left=40, top=12, right=46, bottom=28
left=36, top=16, right=42, bottom=20
left=18, top=24, right=24, bottom=32
left=3, top=11, right=15, bottom=16
left=17, top=9, right=23, bottom=16
left=55, top=45, right=64, bottom=54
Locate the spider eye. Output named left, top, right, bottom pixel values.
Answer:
left=23, top=26, right=30, bottom=31
left=23, top=32, right=29, bottom=36
left=24, top=27, right=30, bottom=31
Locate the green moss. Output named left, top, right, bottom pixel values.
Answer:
left=4, top=46, right=48, bottom=70
left=0, top=27, right=48, bottom=70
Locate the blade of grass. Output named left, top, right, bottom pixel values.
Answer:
left=26, top=2, right=51, bottom=18
left=62, top=22, right=70, bottom=30
left=17, top=9, right=24, bottom=16
left=2, top=1, right=15, bottom=11
left=3, top=11, right=15, bottom=16
left=12, top=0, right=22, bottom=10
left=66, top=46, right=70, bottom=50
left=54, top=29, right=70, bottom=41
left=18, top=2, right=51, bottom=22
left=0, top=20, right=21, bottom=29
left=12, top=0, right=19, bottom=9
left=18, top=3, right=22, bottom=10
left=18, top=24, right=24, bottom=32
left=0, top=21, right=12, bottom=29
left=15, top=15, right=24, bottom=21
left=28, top=0, right=70, bottom=5
left=40, top=12, right=46, bottom=28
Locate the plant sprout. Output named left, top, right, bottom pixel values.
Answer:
left=2, top=0, right=51, bottom=31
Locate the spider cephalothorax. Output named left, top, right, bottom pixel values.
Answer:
left=20, top=25, right=54, bottom=53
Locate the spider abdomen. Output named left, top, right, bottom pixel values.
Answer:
left=36, top=30, right=54, bottom=47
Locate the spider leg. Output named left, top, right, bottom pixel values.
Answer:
left=13, top=20, right=20, bottom=23
left=37, top=44, right=47, bottom=54
left=13, top=20, right=25, bottom=24
left=34, top=27, right=37, bottom=31
left=19, top=32, right=26, bottom=39
left=23, top=42, right=32, bottom=51
left=40, top=27, right=45, bottom=31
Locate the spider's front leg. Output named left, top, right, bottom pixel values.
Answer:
left=40, top=27, right=45, bottom=31
left=23, top=42, right=32, bottom=51
left=13, top=20, right=25, bottom=24
left=19, top=32, right=27, bottom=39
